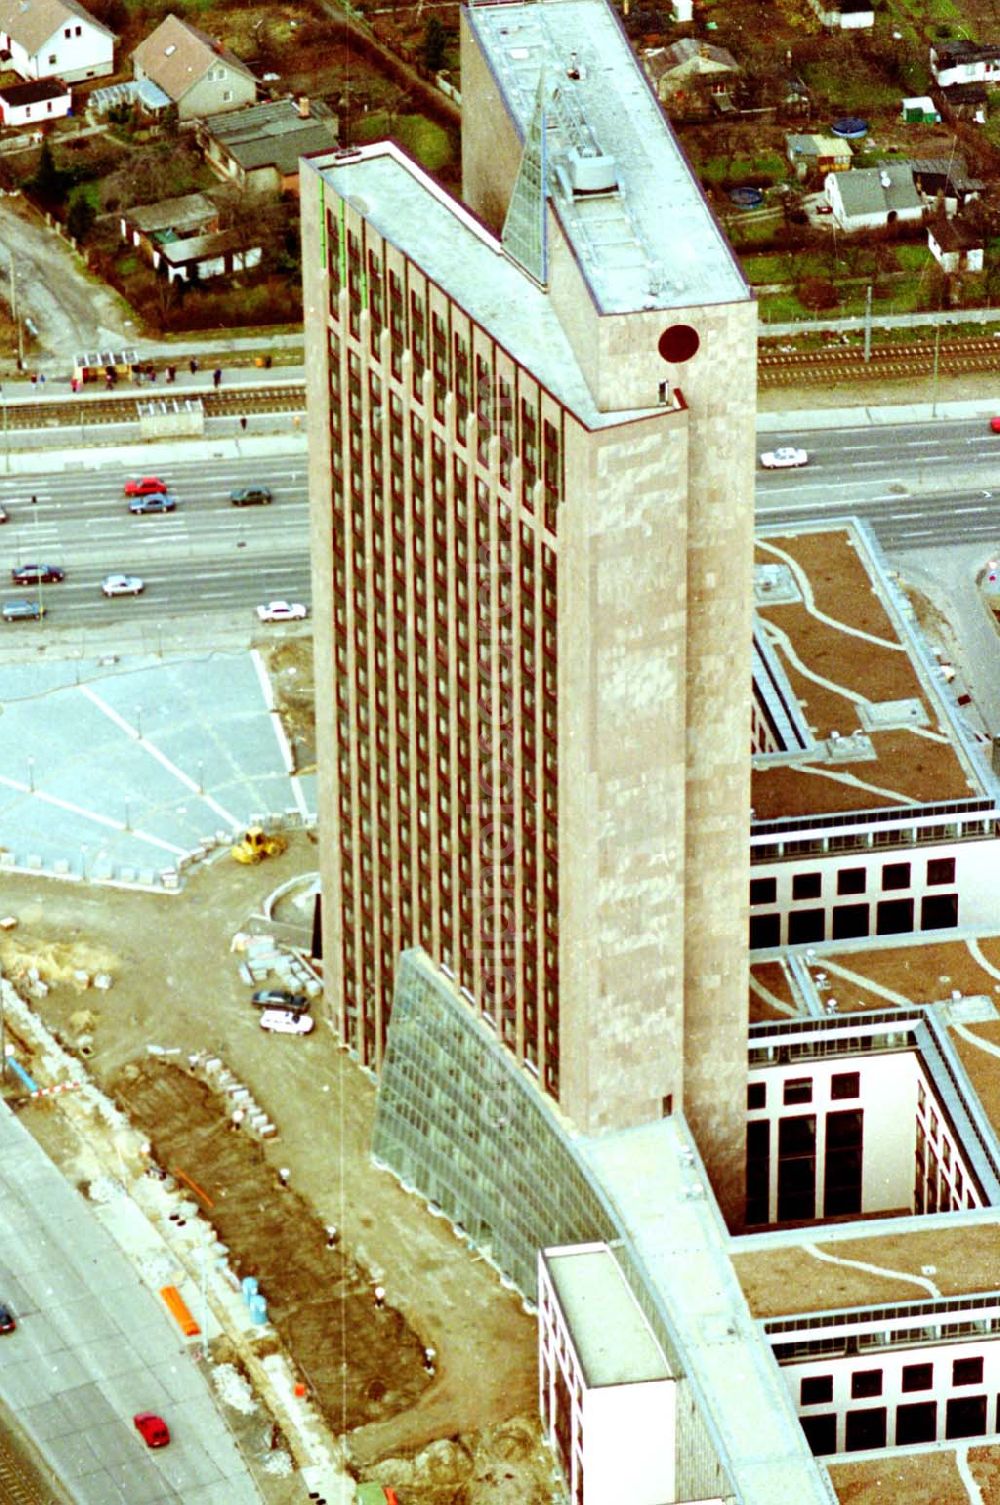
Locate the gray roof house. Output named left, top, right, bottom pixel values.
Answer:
left=824, top=163, right=923, bottom=232
left=196, top=97, right=339, bottom=195
left=132, top=15, right=255, bottom=121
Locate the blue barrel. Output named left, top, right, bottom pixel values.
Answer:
left=241, top=1276, right=259, bottom=1304
left=249, top=1293, right=268, bottom=1326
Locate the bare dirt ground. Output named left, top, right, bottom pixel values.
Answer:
left=0, top=838, right=547, bottom=1503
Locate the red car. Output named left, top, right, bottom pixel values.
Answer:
left=133, top=1412, right=170, bottom=1448
left=124, top=476, right=168, bottom=497
left=990, top=418, right=1000, bottom=434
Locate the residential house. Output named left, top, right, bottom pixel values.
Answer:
left=928, top=216, right=984, bottom=274
left=0, top=0, right=113, bottom=84
left=120, top=191, right=219, bottom=263
left=930, top=39, right=1000, bottom=89
left=824, top=164, right=923, bottom=232
left=196, top=96, right=339, bottom=196
left=901, top=95, right=941, bottom=123
left=156, top=227, right=261, bottom=284
left=0, top=77, right=70, bottom=126
left=786, top=133, right=852, bottom=181
left=910, top=157, right=984, bottom=216
left=806, top=0, right=874, bottom=29
left=641, top=38, right=739, bottom=115
left=131, top=15, right=255, bottom=122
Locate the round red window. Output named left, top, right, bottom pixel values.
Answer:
left=658, top=325, right=700, bottom=363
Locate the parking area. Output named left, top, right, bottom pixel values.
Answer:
left=0, top=650, right=315, bottom=885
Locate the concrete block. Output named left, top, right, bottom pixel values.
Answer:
left=119, top=868, right=136, bottom=884
left=26, top=854, right=42, bottom=869
left=53, top=859, right=70, bottom=875
left=238, top=963, right=254, bottom=986
left=204, top=1057, right=223, bottom=1074
left=0, top=854, right=14, bottom=868
left=161, top=871, right=179, bottom=890
left=230, top=1087, right=251, bottom=1104
left=258, top=1123, right=277, bottom=1138
left=139, top=869, right=155, bottom=887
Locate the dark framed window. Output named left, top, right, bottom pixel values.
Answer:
left=750, top=913, right=781, bottom=949
left=788, top=909, right=824, bottom=945
left=792, top=872, right=822, bottom=900
left=946, top=1394, right=986, bottom=1439
left=845, top=1407, right=886, bottom=1452
left=896, top=1401, right=937, bottom=1446
left=745, top=1118, right=770, bottom=1226
left=832, top=903, right=869, bottom=940
left=876, top=897, right=913, bottom=935
left=747, top=1081, right=766, bottom=1110
left=800, top=1375, right=833, bottom=1406
left=824, top=1109, right=863, bottom=1218
left=851, top=1369, right=882, bottom=1399
left=953, top=1356, right=984, bottom=1387
left=750, top=876, right=777, bottom=905
left=882, top=861, right=911, bottom=891
left=837, top=866, right=866, bottom=895
left=927, top=856, right=955, bottom=886
left=831, top=1072, right=860, bottom=1100
left=784, top=1077, right=813, bottom=1105
left=921, top=893, right=958, bottom=930
left=800, top=1413, right=837, bottom=1456
left=777, top=1114, right=816, bottom=1222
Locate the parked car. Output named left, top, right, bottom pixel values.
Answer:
left=251, top=988, right=309, bottom=1015
left=759, top=446, right=809, bottom=470
left=0, top=1303, right=16, bottom=1333
left=0, top=504, right=8, bottom=524
left=2, top=599, right=44, bottom=622
left=11, top=563, right=64, bottom=584
left=259, top=1009, right=315, bottom=1036
left=990, top=417, right=1000, bottom=434
left=133, top=1413, right=170, bottom=1448
left=230, top=486, right=273, bottom=506
left=101, top=574, right=144, bottom=597
left=129, top=494, right=176, bottom=514
left=256, top=601, right=307, bottom=623
left=124, top=477, right=168, bottom=497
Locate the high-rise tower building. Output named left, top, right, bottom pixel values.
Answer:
left=302, top=0, right=756, bottom=1215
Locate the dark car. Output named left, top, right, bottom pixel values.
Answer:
left=133, top=1412, right=170, bottom=1448
left=2, top=599, right=45, bottom=622
left=0, top=1303, right=15, bottom=1333
left=251, top=988, right=309, bottom=1015
left=129, top=493, right=176, bottom=514
left=10, top=563, right=64, bottom=584
left=230, top=486, right=273, bottom=507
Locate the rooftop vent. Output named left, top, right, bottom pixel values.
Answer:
left=566, top=51, right=581, bottom=80
left=566, top=148, right=617, bottom=195
left=880, top=170, right=891, bottom=189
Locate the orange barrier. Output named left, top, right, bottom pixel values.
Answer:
left=159, top=1285, right=201, bottom=1337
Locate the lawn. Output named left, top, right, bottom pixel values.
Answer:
left=353, top=110, right=456, bottom=172
left=698, top=152, right=787, bottom=187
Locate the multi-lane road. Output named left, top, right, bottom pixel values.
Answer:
left=756, top=415, right=1000, bottom=552
left=0, top=450, right=311, bottom=626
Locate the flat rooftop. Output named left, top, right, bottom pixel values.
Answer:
left=308, top=144, right=661, bottom=430
left=753, top=524, right=981, bottom=820
left=544, top=1244, right=672, bottom=1386
left=465, top=0, right=748, bottom=315
left=205, top=98, right=338, bottom=173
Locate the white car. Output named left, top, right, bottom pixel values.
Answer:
left=101, top=574, right=144, bottom=597
left=759, top=446, right=809, bottom=470
left=257, top=601, right=308, bottom=623
left=259, top=1008, right=314, bottom=1036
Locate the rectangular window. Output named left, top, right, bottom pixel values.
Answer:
left=851, top=1369, right=883, bottom=1399
left=801, top=1375, right=833, bottom=1406
left=837, top=867, right=866, bottom=895
left=788, top=908, right=824, bottom=945
left=747, top=1081, right=766, bottom=1110
left=902, top=1362, right=933, bottom=1393
left=927, top=856, right=956, bottom=885
left=882, top=861, right=911, bottom=891
left=750, top=876, right=777, bottom=905
left=792, top=872, right=822, bottom=900
left=454, top=332, right=470, bottom=435
left=745, top=1117, right=770, bottom=1226
left=777, top=1114, right=816, bottom=1222
left=832, top=902, right=869, bottom=941
left=831, top=1071, right=860, bottom=1100
left=750, top=913, right=781, bottom=949
left=953, top=1356, right=984, bottom=1387
left=896, top=1401, right=937, bottom=1446
left=877, top=897, right=914, bottom=935
left=784, top=1077, right=813, bottom=1105
left=845, top=1407, right=886, bottom=1452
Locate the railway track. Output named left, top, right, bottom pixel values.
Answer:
left=759, top=335, right=1000, bottom=387
left=0, top=1422, right=60, bottom=1504
left=0, top=383, right=304, bottom=430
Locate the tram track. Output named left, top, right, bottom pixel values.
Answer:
left=0, top=383, right=304, bottom=430
left=759, top=335, right=1000, bottom=387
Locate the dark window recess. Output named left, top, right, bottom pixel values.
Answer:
left=747, top=1081, right=766, bottom=1110
left=745, top=1118, right=770, bottom=1227
left=777, top=1114, right=816, bottom=1223
left=921, top=893, right=958, bottom=931
left=792, top=872, right=822, bottom=900
left=750, top=913, right=781, bottom=950
left=824, top=1109, right=863, bottom=1219
left=896, top=1401, right=937, bottom=1447
left=837, top=866, right=866, bottom=895
left=832, top=902, right=870, bottom=941
left=927, top=856, right=956, bottom=886
left=876, top=897, right=914, bottom=936
left=845, top=1408, right=886, bottom=1452
left=953, top=1356, right=984, bottom=1387
left=800, top=1375, right=833, bottom=1406
left=800, top=1413, right=837, bottom=1457
left=831, top=1072, right=860, bottom=1100
left=946, top=1395, right=987, bottom=1440
left=902, top=1362, right=934, bottom=1393
left=882, top=861, right=911, bottom=891
left=784, top=1077, right=813, bottom=1106
left=788, top=908, right=825, bottom=945
left=851, top=1369, right=883, bottom=1400
left=750, top=876, right=777, bottom=905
